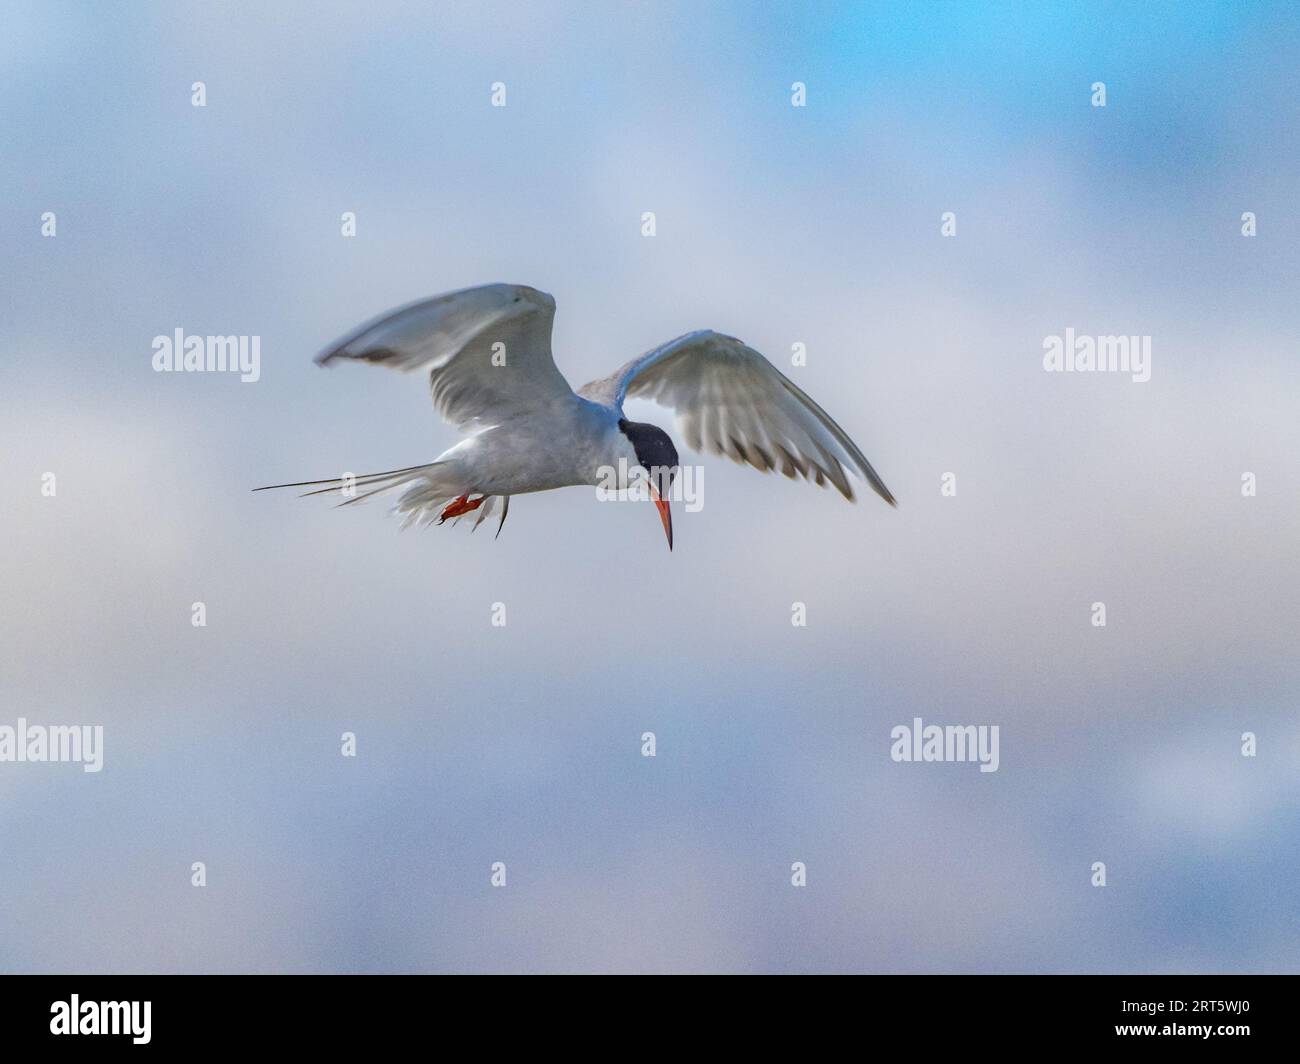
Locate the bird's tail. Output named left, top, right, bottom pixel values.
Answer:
left=253, top=463, right=511, bottom=536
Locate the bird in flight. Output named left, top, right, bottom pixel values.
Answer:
left=255, top=283, right=895, bottom=548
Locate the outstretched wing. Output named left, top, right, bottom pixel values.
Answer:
left=580, top=330, right=895, bottom=505
left=316, top=283, right=576, bottom=430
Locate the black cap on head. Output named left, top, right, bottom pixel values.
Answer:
left=619, top=418, right=679, bottom=495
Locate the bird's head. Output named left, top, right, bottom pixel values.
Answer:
left=619, top=418, right=679, bottom=550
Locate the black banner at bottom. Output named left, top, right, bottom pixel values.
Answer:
left=0, top=974, right=1286, bottom=1050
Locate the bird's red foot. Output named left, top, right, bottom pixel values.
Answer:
left=438, top=494, right=485, bottom=522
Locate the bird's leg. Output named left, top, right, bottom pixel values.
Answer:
left=438, top=494, right=486, bottom=522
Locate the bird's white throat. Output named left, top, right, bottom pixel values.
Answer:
left=594, top=458, right=704, bottom=512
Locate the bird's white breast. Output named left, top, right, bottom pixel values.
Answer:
left=439, top=396, right=632, bottom=496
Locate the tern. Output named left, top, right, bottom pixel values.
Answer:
left=255, top=283, right=895, bottom=548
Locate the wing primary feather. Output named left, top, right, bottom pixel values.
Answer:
left=591, top=330, right=896, bottom=507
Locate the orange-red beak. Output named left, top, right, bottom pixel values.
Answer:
left=650, top=483, right=673, bottom=551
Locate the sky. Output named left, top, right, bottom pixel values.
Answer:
left=1, top=0, right=1298, bottom=972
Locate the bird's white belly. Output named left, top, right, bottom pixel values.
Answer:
left=441, top=405, right=622, bottom=496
